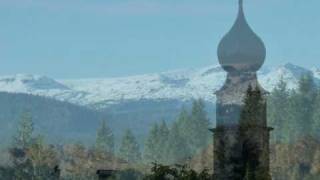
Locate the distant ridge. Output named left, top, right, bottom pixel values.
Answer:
left=0, top=63, right=317, bottom=109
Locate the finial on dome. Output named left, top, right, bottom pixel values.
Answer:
left=238, top=0, right=244, bottom=20
left=217, top=0, right=266, bottom=73
left=239, top=0, right=243, bottom=8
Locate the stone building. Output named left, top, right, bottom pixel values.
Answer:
left=211, top=0, right=273, bottom=179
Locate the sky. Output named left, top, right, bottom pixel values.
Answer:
left=0, top=0, right=319, bottom=78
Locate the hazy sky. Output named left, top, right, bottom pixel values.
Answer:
left=0, top=0, right=319, bottom=78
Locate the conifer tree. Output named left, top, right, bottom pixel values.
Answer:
left=13, top=111, right=34, bottom=149
left=166, top=122, right=190, bottom=165
left=158, top=120, right=169, bottom=163
left=312, top=90, right=320, bottom=138
left=176, top=107, right=191, bottom=140
left=144, top=121, right=169, bottom=164
left=119, top=129, right=141, bottom=163
left=188, top=99, right=210, bottom=154
left=27, top=135, right=59, bottom=180
left=289, top=74, right=316, bottom=140
left=268, top=78, right=290, bottom=142
left=240, top=85, right=265, bottom=129
left=10, top=111, right=34, bottom=179
left=239, top=86, right=270, bottom=180
left=95, top=120, right=114, bottom=154
left=144, top=123, right=160, bottom=163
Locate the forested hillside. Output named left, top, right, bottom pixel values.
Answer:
left=0, top=92, right=105, bottom=145
left=1, top=74, right=320, bottom=179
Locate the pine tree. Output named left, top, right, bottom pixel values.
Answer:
left=166, top=122, right=190, bottom=165
left=188, top=99, right=211, bottom=154
left=268, top=78, right=290, bottom=142
left=312, top=90, right=320, bottom=138
left=144, top=123, right=160, bottom=163
left=10, top=111, right=34, bottom=179
left=240, top=85, right=265, bottom=134
left=289, top=74, right=316, bottom=140
left=239, top=86, right=270, bottom=180
left=144, top=121, right=170, bottom=164
left=119, top=129, right=141, bottom=163
left=95, top=120, right=114, bottom=154
left=27, top=135, right=59, bottom=180
left=13, top=111, right=34, bottom=149
left=158, top=120, right=169, bottom=163
left=176, top=107, right=191, bottom=140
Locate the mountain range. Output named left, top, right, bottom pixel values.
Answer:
left=0, top=63, right=318, bottom=144
left=0, top=63, right=317, bottom=109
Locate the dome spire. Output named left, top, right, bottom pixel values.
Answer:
left=238, top=0, right=245, bottom=23
left=217, top=0, right=266, bottom=73
left=239, top=0, right=243, bottom=10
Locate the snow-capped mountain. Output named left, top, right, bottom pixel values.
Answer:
left=0, top=74, right=91, bottom=105
left=0, top=63, right=316, bottom=109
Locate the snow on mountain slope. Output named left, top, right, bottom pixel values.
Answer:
left=62, top=63, right=318, bottom=107
left=62, top=65, right=226, bottom=106
left=312, top=67, right=320, bottom=79
left=0, top=63, right=316, bottom=108
left=0, top=74, right=90, bottom=104
left=259, top=63, right=314, bottom=90
left=0, top=74, right=69, bottom=91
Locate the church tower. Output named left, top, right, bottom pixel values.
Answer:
left=212, top=0, right=272, bottom=179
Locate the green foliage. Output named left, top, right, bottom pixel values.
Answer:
left=144, top=99, right=210, bottom=166
left=119, top=129, right=141, bottom=163
left=166, top=122, right=191, bottom=165
left=13, top=111, right=34, bottom=149
left=0, top=92, right=105, bottom=144
left=268, top=73, right=320, bottom=142
left=240, top=85, right=265, bottom=128
left=144, top=123, right=160, bottom=163
left=95, top=120, right=115, bottom=154
left=187, top=99, right=211, bottom=154
left=8, top=137, right=59, bottom=180
left=144, top=120, right=169, bottom=164
left=292, top=74, right=316, bottom=139
left=268, top=78, right=290, bottom=142
left=174, top=100, right=211, bottom=156
left=143, top=163, right=211, bottom=180
left=158, top=121, right=170, bottom=162
left=27, top=135, right=59, bottom=180
left=7, top=111, right=60, bottom=180
left=312, top=92, right=320, bottom=137
left=110, top=169, right=144, bottom=180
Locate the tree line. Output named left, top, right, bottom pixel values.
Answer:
left=2, top=73, right=320, bottom=179
left=0, top=99, right=211, bottom=179
left=268, top=73, right=320, bottom=143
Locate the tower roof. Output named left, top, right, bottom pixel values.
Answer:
left=217, top=0, right=266, bottom=73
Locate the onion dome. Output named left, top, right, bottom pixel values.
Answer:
left=217, top=0, right=266, bottom=73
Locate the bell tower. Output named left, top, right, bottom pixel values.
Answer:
left=212, top=0, right=272, bottom=179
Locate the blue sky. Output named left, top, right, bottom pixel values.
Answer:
left=0, top=0, right=319, bottom=78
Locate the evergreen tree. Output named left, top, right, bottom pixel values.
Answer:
left=13, top=111, right=34, bottom=149
left=188, top=99, right=210, bottom=154
left=27, top=135, right=59, bottom=180
left=95, top=120, right=114, bottom=154
left=240, top=85, right=265, bottom=128
left=119, top=129, right=141, bottom=163
left=240, top=86, right=270, bottom=180
left=144, top=121, right=170, bottom=164
left=268, top=78, right=290, bottom=142
left=175, top=107, right=196, bottom=158
left=166, top=122, right=190, bottom=165
left=176, top=107, right=191, bottom=140
left=158, top=120, right=169, bottom=163
left=289, top=74, right=316, bottom=140
left=312, top=90, right=320, bottom=138
left=144, top=123, right=160, bottom=163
